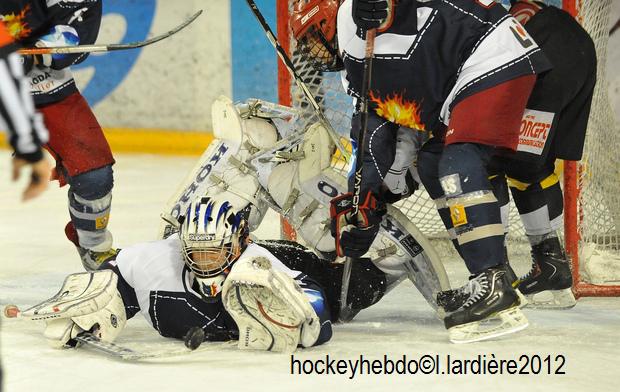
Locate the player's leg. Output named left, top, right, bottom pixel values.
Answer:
left=418, top=75, right=536, bottom=342
left=38, top=92, right=117, bottom=270
left=503, top=159, right=576, bottom=309
left=419, top=141, right=526, bottom=343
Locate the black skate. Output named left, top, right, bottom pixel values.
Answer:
left=437, top=262, right=526, bottom=313
left=444, top=266, right=528, bottom=343
left=65, top=222, right=119, bottom=271
left=517, top=237, right=576, bottom=309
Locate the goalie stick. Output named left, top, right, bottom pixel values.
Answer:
left=18, top=10, right=203, bottom=55
left=74, top=332, right=235, bottom=361
left=243, top=0, right=349, bottom=161
left=3, top=304, right=234, bottom=361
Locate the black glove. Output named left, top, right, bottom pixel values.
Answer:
left=330, top=191, right=386, bottom=258
left=352, top=0, right=391, bottom=30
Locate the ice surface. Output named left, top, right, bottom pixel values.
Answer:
left=1, top=152, right=618, bottom=392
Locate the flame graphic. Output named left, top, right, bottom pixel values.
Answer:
left=369, top=91, right=426, bottom=131
left=1, top=6, right=32, bottom=40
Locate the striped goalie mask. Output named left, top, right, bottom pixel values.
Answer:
left=179, top=198, right=247, bottom=283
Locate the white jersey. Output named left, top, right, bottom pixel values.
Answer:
left=109, top=236, right=314, bottom=340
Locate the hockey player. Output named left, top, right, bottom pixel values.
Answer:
left=292, top=0, right=551, bottom=342
left=19, top=198, right=342, bottom=352
left=0, top=20, right=50, bottom=201
left=1, top=1, right=117, bottom=270
left=489, top=0, right=595, bottom=308
left=437, top=1, right=596, bottom=310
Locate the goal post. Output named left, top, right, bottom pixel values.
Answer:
left=276, top=0, right=620, bottom=296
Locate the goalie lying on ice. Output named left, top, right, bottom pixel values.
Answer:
left=20, top=198, right=344, bottom=353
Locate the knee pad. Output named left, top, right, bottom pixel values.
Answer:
left=438, top=143, right=493, bottom=196
left=68, top=165, right=114, bottom=200
left=68, top=165, right=114, bottom=250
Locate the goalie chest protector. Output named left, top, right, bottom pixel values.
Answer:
left=337, top=0, right=551, bottom=132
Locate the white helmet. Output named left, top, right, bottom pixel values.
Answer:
left=179, top=198, right=247, bottom=300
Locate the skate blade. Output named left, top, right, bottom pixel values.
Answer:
left=515, top=288, right=528, bottom=308
left=524, top=288, right=576, bottom=309
left=448, top=307, right=529, bottom=344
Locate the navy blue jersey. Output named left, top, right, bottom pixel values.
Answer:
left=0, top=0, right=102, bottom=105
left=337, top=0, right=551, bottom=132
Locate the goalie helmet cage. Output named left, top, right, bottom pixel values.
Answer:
left=276, top=0, right=620, bottom=297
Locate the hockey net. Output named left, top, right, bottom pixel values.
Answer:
left=276, top=0, right=620, bottom=296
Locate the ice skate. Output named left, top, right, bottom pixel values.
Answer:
left=517, top=237, right=576, bottom=309
left=65, top=222, right=119, bottom=271
left=437, top=263, right=526, bottom=313
left=444, top=266, right=528, bottom=343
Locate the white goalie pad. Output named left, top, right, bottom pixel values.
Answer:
left=20, top=270, right=119, bottom=321
left=211, top=95, right=279, bottom=150
left=20, top=270, right=127, bottom=348
left=212, top=96, right=243, bottom=146
left=222, top=257, right=320, bottom=352
left=159, top=137, right=268, bottom=237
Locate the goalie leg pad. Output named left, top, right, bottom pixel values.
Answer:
left=222, top=257, right=322, bottom=352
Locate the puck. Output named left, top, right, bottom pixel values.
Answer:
left=184, top=326, right=205, bottom=351
left=3, top=305, right=20, bottom=318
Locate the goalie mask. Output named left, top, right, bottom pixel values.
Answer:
left=180, top=198, right=248, bottom=301
left=291, top=0, right=343, bottom=71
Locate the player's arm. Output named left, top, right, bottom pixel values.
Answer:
left=32, top=0, right=103, bottom=70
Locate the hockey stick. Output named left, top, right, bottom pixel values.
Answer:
left=74, top=332, right=236, bottom=361
left=243, top=0, right=350, bottom=161
left=338, top=28, right=377, bottom=322
left=3, top=304, right=234, bottom=361
left=18, top=10, right=203, bottom=55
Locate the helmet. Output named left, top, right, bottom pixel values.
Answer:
left=179, top=198, right=248, bottom=300
left=290, top=0, right=343, bottom=71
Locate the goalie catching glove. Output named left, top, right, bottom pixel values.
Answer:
left=330, top=191, right=386, bottom=258
left=222, top=256, right=322, bottom=352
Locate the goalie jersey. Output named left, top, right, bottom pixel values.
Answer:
left=337, top=0, right=551, bottom=132
left=103, top=236, right=333, bottom=343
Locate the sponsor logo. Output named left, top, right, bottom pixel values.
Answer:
left=301, top=5, right=320, bottom=26
left=517, top=109, right=555, bottom=155
left=188, top=233, right=216, bottom=241
left=509, top=20, right=533, bottom=48
left=110, top=314, right=118, bottom=328
left=449, top=204, right=468, bottom=227
left=95, top=214, right=110, bottom=230
left=171, top=143, right=229, bottom=219
left=337, top=199, right=351, bottom=208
